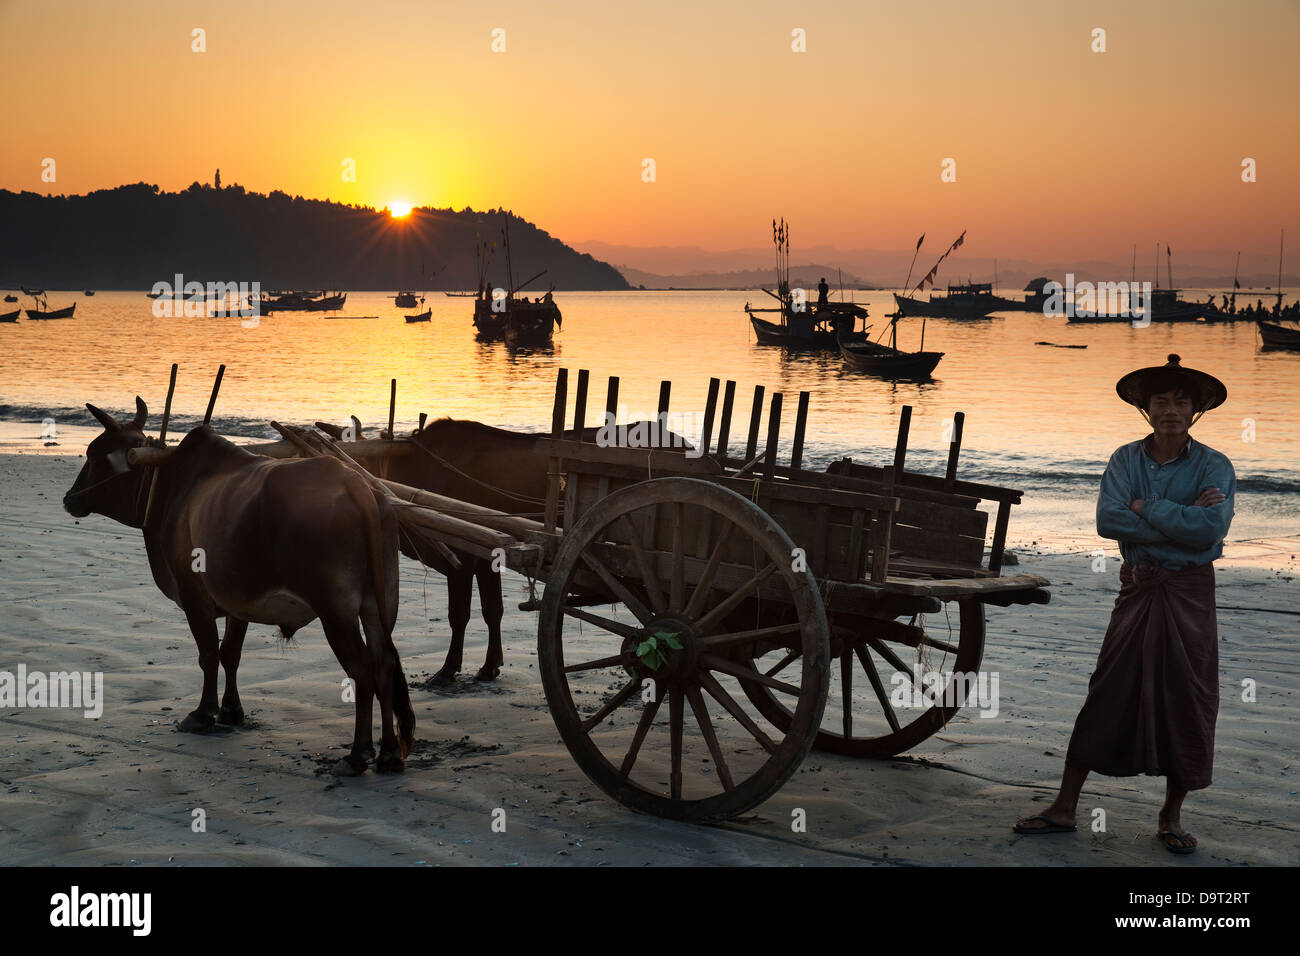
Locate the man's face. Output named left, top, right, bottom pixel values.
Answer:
left=1147, top=388, right=1195, bottom=437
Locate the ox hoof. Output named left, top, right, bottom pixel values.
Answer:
left=430, top=668, right=460, bottom=687
left=178, top=710, right=216, bottom=734
left=217, top=706, right=244, bottom=726
left=376, top=749, right=405, bottom=774
left=332, top=754, right=368, bottom=777
left=474, top=665, right=501, bottom=682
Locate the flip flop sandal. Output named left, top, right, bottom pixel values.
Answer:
left=1158, top=831, right=1197, bottom=854
left=1014, top=814, right=1077, bottom=834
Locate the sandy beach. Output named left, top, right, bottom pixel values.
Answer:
left=1, top=448, right=1296, bottom=867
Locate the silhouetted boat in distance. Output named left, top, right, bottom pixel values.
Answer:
left=255, top=290, right=346, bottom=313
left=894, top=282, right=999, bottom=319
left=26, top=295, right=76, bottom=320
left=84, top=290, right=95, bottom=296
left=743, top=217, right=870, bottom=350
left=20, top=286, right=43, bottom=296
left=3, top=294, right=16, bottom=303
left=0, top=308, right=19, bottom=322
left=1258, top=320, right=1300, bottom=350
left=1065, top=288, right=1203, bottom=323
left=472, top=214, right=560, bottom=344
left=405, top=309, right=432, bottom=323
left=838, top=311, right=943, bottom=378
left=444, top=291, right=476, bottom=297
left=393, top=291, right=420, bottom=308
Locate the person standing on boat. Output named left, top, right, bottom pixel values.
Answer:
left=1014, top=354, right=1233, bottom=855
left=817, top=277, right=829, bottom=308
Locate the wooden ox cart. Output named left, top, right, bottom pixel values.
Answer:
left=135, top=367, right=1049, bottom=823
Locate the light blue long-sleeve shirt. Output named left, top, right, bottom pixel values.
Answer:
left=1095, top=435, right=1235, bottom=569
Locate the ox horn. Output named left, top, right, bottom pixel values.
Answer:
left=85, top=403, right=121, bottom=432
left=131, top=395, right=148, bottom=430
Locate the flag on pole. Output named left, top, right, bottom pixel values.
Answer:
left=915, top=233, right=925, bottom=250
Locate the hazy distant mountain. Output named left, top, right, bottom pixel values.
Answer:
left=578, top=240, right=1297, bottom=291
left=0, top=183, right=630, bottom=291
left=619, top=265, right=875, bottom=290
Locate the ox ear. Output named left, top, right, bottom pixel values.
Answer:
left=132, top=396, right=148, bottom=430
left=86, top=403, right=120, bottom=432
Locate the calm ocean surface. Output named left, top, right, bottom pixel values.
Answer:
left=2, top=290, right=1297, bottom=554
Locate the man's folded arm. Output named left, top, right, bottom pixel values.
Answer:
left=1142, top=460, right=1236, bottom=549
left=1096, top=456, right=1171, bottom=544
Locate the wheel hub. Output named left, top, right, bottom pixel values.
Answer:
left=623, top=616, right=697, bottom=685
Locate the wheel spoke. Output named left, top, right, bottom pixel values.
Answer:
left=682, top=521, right=735, bottom=620
left=563, top=652, right=629, bottom=675
left=919, top=633, right=960, bottom=655
left=580, top=678, right=642, bottom=733
left=578, top=548, right=652, bottom=623
left=694, top=562, right=778, bottom=634
left=699, top=670, right=778, bottom=754
left=763, top=647, right=801, bottom=678
left=670, top=502, right=685, bottom=611
left=617, top=513, right=665, bottom=615
left=855, top=644, right=901, bottom=733
left=864, top=634, right=912, bottom=676
left=696, top=621, right=800, bottom=651
left=701, top=652, right=801, bottom=696
left=840, top=649, right=853, bottom=738
left=687, top=685, right=734, bottom=791
left=620, top=694, right=662, bottom=777
left=562, top=605, right=641, bottom=641
left=669, top=686, right=684, bottom=800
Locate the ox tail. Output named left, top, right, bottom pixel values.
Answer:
left=343, top=475, right=415, bottom=758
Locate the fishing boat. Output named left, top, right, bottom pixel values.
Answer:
left=393, top=291, right=420, bottom=308
left=405, top=310, right=432, bottom=323
left=990, top=277, right=1055, bottom=313
left=255, top=290, right=346, bottom=313
left=20, top=286, right=43, bottom=296
left=84, top=290, right=95, bottom=296
left=444, top=291, right=477, bottom=297
left=3, top=294, right=16, bottom=303
left=472, top=215, right=561, bottom=343
left=26, top=294, right=76, bottom=320
left=1065, top=288, right=1204, bottom=324
left=743, top=218, right=870, bottom=349
left=895, top=282, right=999, bottom=319
left=0, top=308, right=19, bottom=322
left=839, top=311, right=943, bottom=378
left=1258, top=320, right=1300, bottom=349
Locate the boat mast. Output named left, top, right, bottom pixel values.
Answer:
left=1129, top=244, right=1136, bottom=317
left=1154, top=242, right=1159, bottom=290
left=502, top=213, right=515, bottom=303
left=1166, top=244, right=1174, bottom=290
left=1231, top=250, right=1240, bottom=312
left=1277, top=228, right=1285, bottom=314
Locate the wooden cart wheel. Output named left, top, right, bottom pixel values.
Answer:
left=537, top=477, right=830, bottom=823
left=739, top=599, right=986, bottom=758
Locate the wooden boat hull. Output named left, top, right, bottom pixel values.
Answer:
left=749, top=314, right=868, bottom=350
left=1258, top=320, right=1300, bottom=349
left=26, top=303, right=76, bottom=320
left=258, top=292, right=347, bottom=313
left=0, top=308, right=19, bottom=322
left=394, top=293, right=420, bottom=308
left=474, top=300, right=561, bottom=341
left=839, top=339, right=943, bottom=378
left=405, top=310, right=432, bottom=323
left=893, top=292, right=996, bottom=319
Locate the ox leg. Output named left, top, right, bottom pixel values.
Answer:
left=179, top=608, right=221, bottom=734
left=432, top=564, right=472, bottom=685
left=217, top=617, right=249, bottom=725
left=320, top=613, right=375, bottom=776
left=474, top=559, right=505, bottom=682
left=361, top=598, right=407, bottom=773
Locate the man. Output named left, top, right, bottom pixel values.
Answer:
left=1015, top=354, right=1233, bottom=854
left=817, top=276, right=829, bottom=307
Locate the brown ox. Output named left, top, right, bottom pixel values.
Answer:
left=63, top=398, right=413, bottom=775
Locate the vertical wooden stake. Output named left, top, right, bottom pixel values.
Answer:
left=763, top=392, right=783, bottom=481
left=894, top=405, right=912, bottom=476
left=699, top=378, right=719, bottom=457
left=573, top=368, right=589, bottom=435
left=388, top=378, right=397, bottom=439
left=203, top=364, right=226, bottom=426
left=944, top=411, right=965, bottom=492
left=544, top=369, right=568, bottom=533
left=745, top=385, right=765, bottom=463
left=790, top=390, right=809, bottom=473
left=716, top=380, right=736, bottom=463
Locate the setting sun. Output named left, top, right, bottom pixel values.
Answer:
left=389, top=201, right=412, bottom=218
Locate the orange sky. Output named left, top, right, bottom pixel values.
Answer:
left=1, top=0, right=1296, bottom=260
